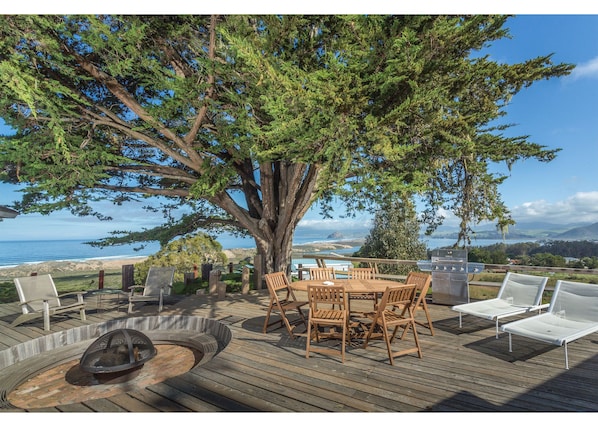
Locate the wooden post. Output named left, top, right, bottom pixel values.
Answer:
left=241, top=266, right=250, bottom=294
left=184, top=272, right=195, bottom=286
left=253, top=254, right=263, bottom=290
left=98, top=270, right=105, bottom=289
left=298, top=263, right=303, bottom=280
left=122, top=264, right=134, bottom=292
left=217, top=281, right=226, bottom=300
left=201, top=263, right=213, bottom=281
left=208, top=270, right=221, bottom=295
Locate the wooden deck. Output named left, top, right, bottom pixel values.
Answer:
left=1, top=289, right=598, bottom=412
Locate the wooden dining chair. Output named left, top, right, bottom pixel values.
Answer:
left=263, top=272, right=308, bottom=339
left=347, top=267, right=377, bottom=316
left=404, top=272, right=434, bottom=335
left=308, top=267, right=336, bottom=281
left=306, top=285, right=349, bottom=363
left=362, top=284, right=422, bottom=366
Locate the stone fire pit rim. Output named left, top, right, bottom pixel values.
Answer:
left=0, top=315, right=232, bottom=371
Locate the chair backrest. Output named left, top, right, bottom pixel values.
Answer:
left=348, top=267, right=374, bottom=280
left=377, top=284, right=418, bottom=315
left=144, top=267, right=175, bottom=296
left=548, top=280, right=598, bottom=322
left=307, top=285, right=347, bottom=311
left=405, top=272, right=432, bottom=307
left=264, top=271, right=296, bottom=302
left=309, top=267, right=336, bottom=281
left=265, top=271, right=290, bottom=293
left=13, top=274, right=61, bottom=314
left=496, top=272, right=548, bottom=306
left=406, top=272, right=431, bottom=293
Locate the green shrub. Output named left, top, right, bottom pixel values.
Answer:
left=133, top=233, right=227, bottom=286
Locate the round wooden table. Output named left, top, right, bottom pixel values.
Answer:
left=290, top=278, right=404, bottom=294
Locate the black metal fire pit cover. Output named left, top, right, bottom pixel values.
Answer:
left=80, top=328, right=157, bottom=374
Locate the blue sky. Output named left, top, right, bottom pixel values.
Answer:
left=1, top=10, right=598, bottom=241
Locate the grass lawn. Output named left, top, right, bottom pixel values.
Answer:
left=0, top=268, right=251, bottom=304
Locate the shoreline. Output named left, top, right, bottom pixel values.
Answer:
left=0, top=239, right=364, bottom=280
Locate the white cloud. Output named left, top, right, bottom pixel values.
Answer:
left=510, top=191, right=598, bottom=224
left=569, top=56, right=598, bottom=80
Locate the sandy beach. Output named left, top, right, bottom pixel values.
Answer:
left=0, top=257, right=150, bottom=280
left=0, top=239, right=363, bottom=280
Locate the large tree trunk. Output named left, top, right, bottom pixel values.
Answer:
left=239, top=161, right=321, bottom=277
left=255, top=230, right=294, bottom=276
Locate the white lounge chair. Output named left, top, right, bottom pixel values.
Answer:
left=502, top=280, right=598, bottom=369
left=452, top=272, right=549, bottom=338
left=12, top=274, right=87, bottom=331
left=128, top=266, right=175, bottom=313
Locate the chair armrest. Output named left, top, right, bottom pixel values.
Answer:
left=58, top=291, right=87, bottom=304
left=19, top=297, right=51, bottom=307
left=58, top=291, right=87, bottom=298
left=128, top=285, right=146, bottom=296
left=532, top=303, right=551, bottom=313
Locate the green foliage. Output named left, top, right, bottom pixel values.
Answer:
left=468, top=247, right=508, bottom=264
left=170, top=271, right=249, bottom=296
left=0, top=281, right=18, bottom=303
left=528, top=253, right=567, bottom=268
left=474, top=240, right=598, bottom=268
left=0, top=15, right=574, bottom=273
left=133, top=233, right=227, bottom=285
left=354, top=199, right=427, bottom=275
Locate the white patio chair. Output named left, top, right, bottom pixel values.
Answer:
left=452, top=272, right=549, bottom=338
left=502, top=280, right=598, bottom=369
left=128, top=266, right=175, bottom=313
left=12, top=274, right=87, bottom=331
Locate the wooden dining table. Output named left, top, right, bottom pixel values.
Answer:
left=289, top=278, right=404, bottom=294
left=290, top=278, right=406, bottom=341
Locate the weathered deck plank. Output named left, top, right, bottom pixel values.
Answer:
left=1, top=290, right=598, bottom=412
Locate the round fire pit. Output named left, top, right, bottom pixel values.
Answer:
left=0, top=315, right=232, bottom=409
left=80, top=328, right=157, bottom=376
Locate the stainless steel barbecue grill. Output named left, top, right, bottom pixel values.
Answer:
left=417, top=249, right=484, bottom=305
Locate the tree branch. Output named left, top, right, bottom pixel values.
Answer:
left=185, top=14, right=218, bottom=146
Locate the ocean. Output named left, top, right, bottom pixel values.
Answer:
left=0, top=234, right=537, bottom=268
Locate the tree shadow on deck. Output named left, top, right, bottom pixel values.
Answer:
left=428, top=352, right=598, bottom=411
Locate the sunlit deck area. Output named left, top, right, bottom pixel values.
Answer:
left=1, top=289, right=598, bottom=412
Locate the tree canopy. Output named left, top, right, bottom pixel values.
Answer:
left=0, top=15, right=574, bottom=273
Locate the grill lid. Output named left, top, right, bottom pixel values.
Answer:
left=80, top=329, right=157, bottom=374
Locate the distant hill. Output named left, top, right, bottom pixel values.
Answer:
left=553, top=222, right=598, bottom=240
left=429, top=221, right=598, bottom=241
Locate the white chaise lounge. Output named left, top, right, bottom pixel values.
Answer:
left=452, top=272, right=549, bottom=338
left=502, top=279, right=598, bottom=369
